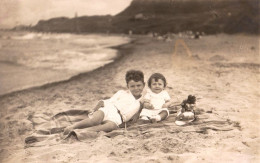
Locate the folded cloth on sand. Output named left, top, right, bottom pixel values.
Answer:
left=25, top=109, right=236, bottom=147
left=175, top=111, right=195, bottom=126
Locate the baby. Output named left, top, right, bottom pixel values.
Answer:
left=140, top=73, right=171, bottom=122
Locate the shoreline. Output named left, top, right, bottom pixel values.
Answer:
left=0, top=36, right=134, bottom=99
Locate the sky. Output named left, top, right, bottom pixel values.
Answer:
left=0, top=0, right=132, bottom=29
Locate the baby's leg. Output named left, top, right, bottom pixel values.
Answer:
left=139, top=108, right=152, bottom=122
left=150, top=110, right=169, bottom=123
left=159, top=110, right=168, bottom=121
left=86, top=121, right=118, bottom=132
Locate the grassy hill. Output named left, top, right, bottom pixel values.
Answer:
left=33, top=15, right=113, bottom=33
left=32, top=0, right=259, bottom=34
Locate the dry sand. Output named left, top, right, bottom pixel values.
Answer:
left=0, top=34, right=259, bottom=163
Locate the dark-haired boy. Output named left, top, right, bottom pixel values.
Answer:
left=63, top=70, right=145, bottom=135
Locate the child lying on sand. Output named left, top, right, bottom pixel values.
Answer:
left=63, top=70, right=145, bottom=135
left=139, top=73, right=171, bottom=122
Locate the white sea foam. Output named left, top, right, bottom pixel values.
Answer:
left=0, top=31, right=131, bottom=95
left=12, top=33, right=42, bottom=40
left=11, top=32, right=74, bottom=40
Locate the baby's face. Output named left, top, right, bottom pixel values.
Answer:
left=150, top=78, right=164, bottom=94
left=127, top=80, right=145, bottom=99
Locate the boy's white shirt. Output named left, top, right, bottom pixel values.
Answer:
left=105, top=90, right=141, bottom=122
left=144, top=88, right=170, bottom=110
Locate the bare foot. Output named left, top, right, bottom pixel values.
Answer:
left=136, top=119, right=150, bottom=124
left=63, top=131, right=79, bottom=143
left=150, top=118, right=157, bottom=123
left=63, top=126, right=73, bottom=135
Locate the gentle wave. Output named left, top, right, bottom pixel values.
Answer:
left=0, top=31, right=131, bottom=95
left=11, top=33, right=72, bottom=40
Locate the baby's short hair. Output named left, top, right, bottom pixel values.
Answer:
left=148, top=73, right=167, bottom=88
left=125, top=70, right=144, bottom=84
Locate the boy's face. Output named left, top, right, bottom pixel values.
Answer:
left=127, top=80, right=145, bottom=98
left=150, top=78, right=164, bottom=94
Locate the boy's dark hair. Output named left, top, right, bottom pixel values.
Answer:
left=148, top=73, right=167, bottom=88
left=125, top=70, right=144, bottom=84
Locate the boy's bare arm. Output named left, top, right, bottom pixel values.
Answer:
left=92, top=100, right=104, bottom=112
left=130, top=101, right=144, bottom=122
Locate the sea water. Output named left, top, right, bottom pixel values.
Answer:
left=0, top=31, right=131, bottom=95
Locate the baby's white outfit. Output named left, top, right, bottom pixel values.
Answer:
left=140, top=89, right=170, bottom=120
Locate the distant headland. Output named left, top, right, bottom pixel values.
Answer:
left=15, top=0, right=259, bottom=35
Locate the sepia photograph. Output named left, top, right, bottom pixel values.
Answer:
left=0, top=0, right=259, bottom=162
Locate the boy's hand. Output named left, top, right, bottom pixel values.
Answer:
left=162, top=103, right=168, bottom=108
left=143, top=102, right=154, bottom=110
left=139, top=98, right=148, bottom=104
left=131, top=112, right=140, bottom=123
left=97, top=100, right=104, bottom=107
left=92, top=100, right=104, bottom=112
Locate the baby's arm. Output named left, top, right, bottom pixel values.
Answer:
left=162, top=91, right=171, bottom=108
left=162, top=100, right=171, bottom=108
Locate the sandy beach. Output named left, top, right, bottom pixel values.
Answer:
left=0, top=34, right=259, bottom=162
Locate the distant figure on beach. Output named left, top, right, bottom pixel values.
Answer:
left=139, top=73, right=171, bottom=122
left=128, top=30, right=133, bottom=35
left=63, top=70, right=145, bottom=135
